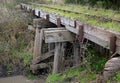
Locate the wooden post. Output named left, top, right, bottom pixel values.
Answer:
left=53, top=43, right=61, bottom=73
left=57, top=18, right=61, bottom=27
left=73, top=40, right=80, bottom=65
left=79, top=25, right=84, bottom=42
left=33, top=28, right=40, bottom=59
left=39, top=29, right=44, bottom=57
left=61, top=42, right=65, bottom=71
left=38, top=11, right=40, bottom=17
left=74, top=20, right=76, bottom=28
left=78, top=25, right=84, bottom=63
left=46, top=14, right=49, bottom=23
left=53, top=17, right=63, bottom=73
left=109, top=35, right=116, bottom=56
left=33, top=10, right=35, bottom=16
left=20, top=4, right=22, bottom=9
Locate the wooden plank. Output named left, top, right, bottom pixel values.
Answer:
left=40, top=11, right=44, bottom=18
left=63, top=17, right=70, bottom=25
left=84, top=24, right=112, bottom=49
left=35, top=9, right=39, bottom=16
left=61, top=16, right=65, bottom=24
left=65, top=25, right=78, bottom=34
left=30, top=63, right=49, bottom=70
left=44, top=29, right=74, bottom=43
left=84, top=33, right=109, bottom=49
left=69, top=19, right=76, bottom=27
left=32, top=50, right=54, bottom=65
left=33, top=28, right=40, bottom=59
left=43, top=27, right=65, bottom=31
left=49, top=13, right=57, bottom=24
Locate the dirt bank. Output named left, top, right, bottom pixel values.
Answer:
left=0, top=75, right=45, bottom=83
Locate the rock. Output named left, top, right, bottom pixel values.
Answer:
left=103, top=57, right=120, bottom=81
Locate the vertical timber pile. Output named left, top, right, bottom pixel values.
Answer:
left=33, top=27, right=41, bottom=59
left=53, top=18, right=64, bottom=73
left=109, top=34, right=116, bottom=57
left=46, top=14, right=55, bottom=52
left=77, top=25, right=84, bottom=65
left=33, top=19, right=46, bottom=60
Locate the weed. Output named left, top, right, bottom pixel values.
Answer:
left=46, top=66, right=96, bottom=83
left=27, top=73, right=35, bottom=80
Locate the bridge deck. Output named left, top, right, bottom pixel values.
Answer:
left=21, top=3, right=120, bottom=55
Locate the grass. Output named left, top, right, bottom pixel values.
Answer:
left=46, top=49, right=108, bottom=83
left=12, top=51, right=33, bottom=66
left=28, top=3, right=120, bottom=32
left=46, top=66, right=96, bottom=83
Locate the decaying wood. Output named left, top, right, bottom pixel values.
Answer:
left=44, top=29, right=74, bottom=43
left=53, top=43, right=61, bottom=73
left=73, top=41, right=80, bottom=65
left=79, top=25, right=84, bottom=42
left=33, top=19, right=42, bottom=28
left=39, top=29, right=44, bottom=57
left=33, top=27, right=40, bottom=59
left=22, top=4, right=120, bottom=56
left=32, top=50, right=54, bottom=65
left=48, top=43, right=55, bottom=52
left=109, top=35, right=116, bottom=56
left=30, top=63, right=49, bottom=70
left=46, top=14, right=49, bottom=23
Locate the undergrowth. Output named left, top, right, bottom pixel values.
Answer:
left=0, top=0, right=34, bottom=77
left=47, top=44, right=108, bottom=83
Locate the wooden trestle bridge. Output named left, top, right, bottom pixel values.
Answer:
left=20, top=3, right=120, bottom=75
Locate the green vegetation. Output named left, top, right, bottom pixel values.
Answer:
left=64, top=0, right=120, bottom=9
left=0, top=0, right=34, bottom=77
left=29, top=3, right=120, bottom=32
left=83, top=49, right=108, bottom=72
left=46, top=47, right=108, bottom=83
left=47, top=66, right=96, bottom=83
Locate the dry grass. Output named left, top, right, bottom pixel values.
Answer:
left=0, top=0, right=34, bottom=54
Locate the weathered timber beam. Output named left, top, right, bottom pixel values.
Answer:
left=33, top=27, right=40, bottom=59
left=79, top=25, right=84, bottom=42
left=109, top=35, right=116, bottom=56
left=44, top=29, right=75, bottom=43
left=32, top=50, right=54, bottom=65
left=30, top=63, right=49, bottom=70
left=53, top=43, right=61, bottom=73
